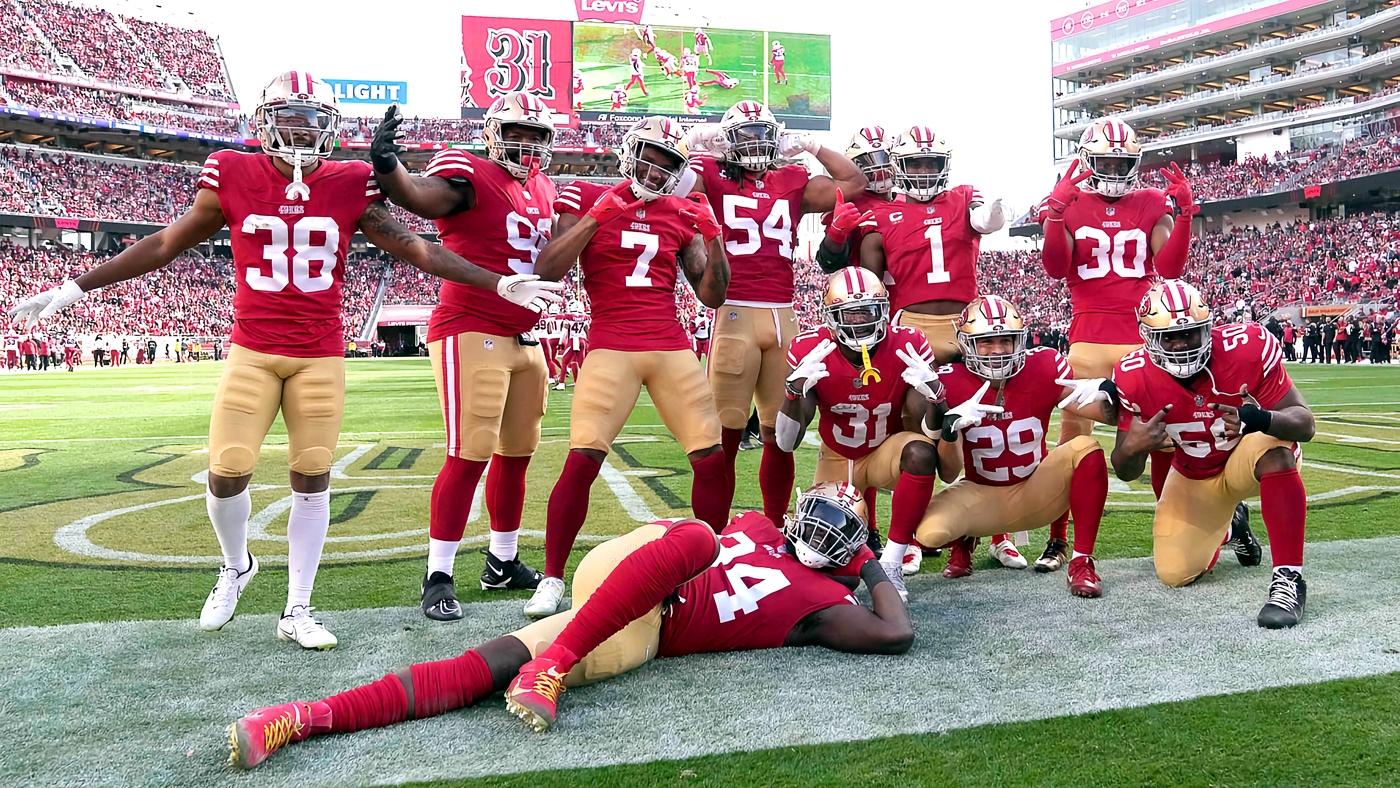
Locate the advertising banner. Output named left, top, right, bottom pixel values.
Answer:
left=460, top=16, right=575, bottom=125
left=325, top=79, right=408, bottom=105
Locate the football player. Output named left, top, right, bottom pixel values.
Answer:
left=682, top=48, right=700, bottom=89
left=777, top=268, right=947, bottom=593
left=526, top=117, right=733, bottom=617
left=227, top=482, right=912, bottom=768
left=771, top=40, right=787, bottom=85
left=370, top=92, right=565, bottom=621
left=683, top=101, right=868, bottom=530
left=7, top=72, right=561, bottom=647
left=610, top=85, right=629, bottom=111
left=537, top=304, right=564, bottom=383
left=882, top=295, right=1113, bottom=597
left=572, top=70, right=584, bottom=112
left=698, top=69, right=740, bottom=89
left=559, top=309, right=588, bottom=388
left=656, top=49, right=681, bottom=79
left=684, top=85, right=704, bottom=114
left=1109, top=281, right=1313, bottom=628
left=694, top=28, right=713, bottom=65
left=816, top=126, right=898, bottom=275
left=626, top=50, right=648, bottom=96
left=1035, top=118, right=1197, bottom=574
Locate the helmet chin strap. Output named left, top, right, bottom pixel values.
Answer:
left=284, top=150, right=312, bottom=202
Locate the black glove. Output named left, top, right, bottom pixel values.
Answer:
left=1237, top=402, right=1273, bottom=435
left=370, top=105, right=406, bottom=175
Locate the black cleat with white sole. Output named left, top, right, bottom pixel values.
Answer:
left=1258, top=567, right=1306, bottom=629
left=421, top=571, right=463, bottom=621
left=480, top=552, right=544, bottom=591
left=1228, top=503, right=1263, bottom=567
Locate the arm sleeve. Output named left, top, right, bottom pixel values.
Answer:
left=1153, top=200, right=1191, bottom=279
left=1041, top=217, right=1072, bottom=279
left=553, top=183, right=588, bottom=218
left=197, top=153, right=222, bottom=192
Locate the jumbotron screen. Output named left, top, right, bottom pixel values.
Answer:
left=460, top=17, right=832, bottom=130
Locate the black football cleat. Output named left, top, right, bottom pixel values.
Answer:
left=1228, top=503, right=1263, bottom=567
left=864, top=527, right=883, bottom=557
left=1034, top=538, right=1069, bottom=573
left=1258, top=568, right=1306, bottom=629
left=421, top=571, right=464, bottom=621
left=480, top=552, right=545, bottom=591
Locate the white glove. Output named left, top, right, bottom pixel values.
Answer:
left=686, top=125, right=728, bottom=156
left=7, top=279, right=85, bottom=331
left=894, top=343, right=944, bottom=402
left=786, top=338, right=837, bottom=397
left=969, top=197, right=1006, bottom=234
left=1056, top=377, right=1109, bottom=410
left=496, top=274, right=565, bottom=312
left=944, top=380, right=1005, bottom=436
left=778, top=132, right=820, bottom=158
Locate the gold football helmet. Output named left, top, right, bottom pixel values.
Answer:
left=846, top=125, right=895, bottom=194
left=1077, top=118, right=1141, bottom=197
left=957, top=294, right=1028, bottom=380
left=1139, top=280, right=1212, bottom=377
left=824, top=267, right=890, bottom=350
left=254, top=70, right=340, bottom=164
left=785, top=481, right=869, bottom=569
left=619, top=116, right=688, bottom=199
left=720, top=101, right=782, bottom=171
left=891, top=126, right=951, bottom=200
left=482, top=91, right=555, bottom=179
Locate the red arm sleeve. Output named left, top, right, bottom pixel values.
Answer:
left=1154, top=213, right=1191, bottom=279
left=1041, top=217, right=1072, bottom=280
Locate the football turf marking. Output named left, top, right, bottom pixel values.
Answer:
left=4, top=535, right=1398, bottom=788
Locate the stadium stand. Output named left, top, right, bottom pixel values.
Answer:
left=0, top=145, right=198, bottom=223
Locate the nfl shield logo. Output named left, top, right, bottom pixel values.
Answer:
left=636, top=209, right=646, bottom=218
left=1106, top=206, right=1116, bottom=216
left=484, top=340, right=494, bottom=350
left=1194, top=395, right=1204, bottom=406
left=852, top=377, right=864, bottom=389
left=927, top=206, right=936, bottom=214
left=755, top=179, right=765, bottom=189
left=728, top=311, right=738, bottom=321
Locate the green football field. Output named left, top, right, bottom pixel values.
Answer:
left=2, top=358, right=1400, bottom=786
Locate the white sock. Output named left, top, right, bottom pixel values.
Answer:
left=880, top=540, right=909, bottom=565
left=1072, top=550, right=1091, bottom=560
left=285, top=490, right=330, bottom=614
left=1275, top=564, right=1302, bottom=574
left=489, top=530, right=518, bottom=562
left=428, top=538, right=459, bottom=577
left=206, top=488, right=251, bottom=573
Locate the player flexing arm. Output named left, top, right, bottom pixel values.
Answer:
left=816, top=126, right=897, bottom=274
left=1109, top=281, right=1314, bottom=628
left=227, top=484, right=910, bottom=768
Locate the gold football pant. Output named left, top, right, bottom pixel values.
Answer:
left=813, top=433, right=934, bottom=490
left=1060, top=341, right=1142, bottom=443
left=895, top=311, right=962, bottom=366
left=1152, top=433, right=1295, bottom=587
left=707, top=305, right=799, bottom=430
left=570, top=349, right=721, bottom=454
left=429, top=332, right=548, bottom=461
left=207, top=345, right=345, bottom=477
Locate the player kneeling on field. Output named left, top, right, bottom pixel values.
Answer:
left=885, top=295, right=1115, bottom=598
left=776, top=267, right=947, bottom=601
left=227, top=483, right=911, bottom=768
left=1109, top=281, right=1314, bottom=628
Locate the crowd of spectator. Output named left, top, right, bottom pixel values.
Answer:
left=338, top=117, right=630, bottom=148
left=1, top=77, right=238, bottom=136
left=0, top=145, right=198, bottom=223
left=17, top=0, right=165, bottom=91
left=121, top=16, right=233, bottom=100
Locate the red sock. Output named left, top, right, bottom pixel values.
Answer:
left=1150, top=450, right=1172, bottom=500
left=1069, top=450, right=1108, bottom=556
left=721, top=427, right=743, bottom=503
left=320, top=674, right=408, bottom=733
left=759, top=442, right=795, bottom=526
left=689, top=451, right=731, bottom=532
left=863, top=486, right=879, bottom=534
left=1260, top=468, right=1306, bottom=567
left=544, top=451, right=603, bottom=578
left=1049, top=511, right=1069, bottom=542
left=408, top=648, right=495, bottom=718
left=430, top=456, right=488, bottom=541
left=486, top=454, right=530, bottom=533
left=543, top=520, right=716, bottom=671
left=888, top=472, right=935, bottom=545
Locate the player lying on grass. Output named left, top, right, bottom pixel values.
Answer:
left=6, top=72, right=563, bottom=650
left=227, top=482, right=912, bottom=768
left=1108, top=280, right=1315, bottom=628
left=775, top=267, right=946, bottom=599
left=884, top=295, right=1116, bottom=598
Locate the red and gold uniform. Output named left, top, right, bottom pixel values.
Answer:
left=197, top=150, right=382, bottom=477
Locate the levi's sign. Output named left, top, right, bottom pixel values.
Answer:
left=326, top=79, right=408, bottom=104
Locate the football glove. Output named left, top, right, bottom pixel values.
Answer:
left=678, top=197, right=723, bottom=242
left=1159, top=161, right=1198, bottom=217
left=7, top=279, right=84, bottom=331
left=1055, top=377, right=1110, bottom=410
left=587, top=181, right=648, bottom=224
left=686, top=125, right=728, bottom=156
left=825, top=190, right=873, bottom=245
left=941, top=381, right=1004, bottom=440
left=1043, top=160, right=1094, bottom=217
left=496, top=274, right=566, bottom=312
left=778, top=132, right=820, bottom=159
left=786, top=338, right=837, bottom=398
left=370, top=105, right=407, bottom=175
left=894, top=343, right=945, bottom=403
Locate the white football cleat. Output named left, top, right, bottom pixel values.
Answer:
left=523, top=576, right=567, bottom=618
left=901, top=544, right=922, bottom=576
left=989, top=538, right=1028, bottom=569
left=277, top=606, right=338, bottom=650
left=878, top=560, right=909, bottom=603
left=200, top=553, right=259, bottom=631
left=553, top=383, right=566, bottom=391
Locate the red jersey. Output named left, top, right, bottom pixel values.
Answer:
left=786, top=325, right=935, bottom=460
left=658, top=512, right=858, bottom=658
left=1112, top=323, right=1292, bottom=480
left=198, top=151, right=381, bottom=358
left=1060, top=187, right=1173, bottom=345
left=862, top=184, right=981, bottom=311
left=424, top=150, right=556, bottom=341
left=938, top=347, right=1072, bottom=486
left=554, top=182, right=697, bottom=352
left=689, top=156, right=809, bottom=305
